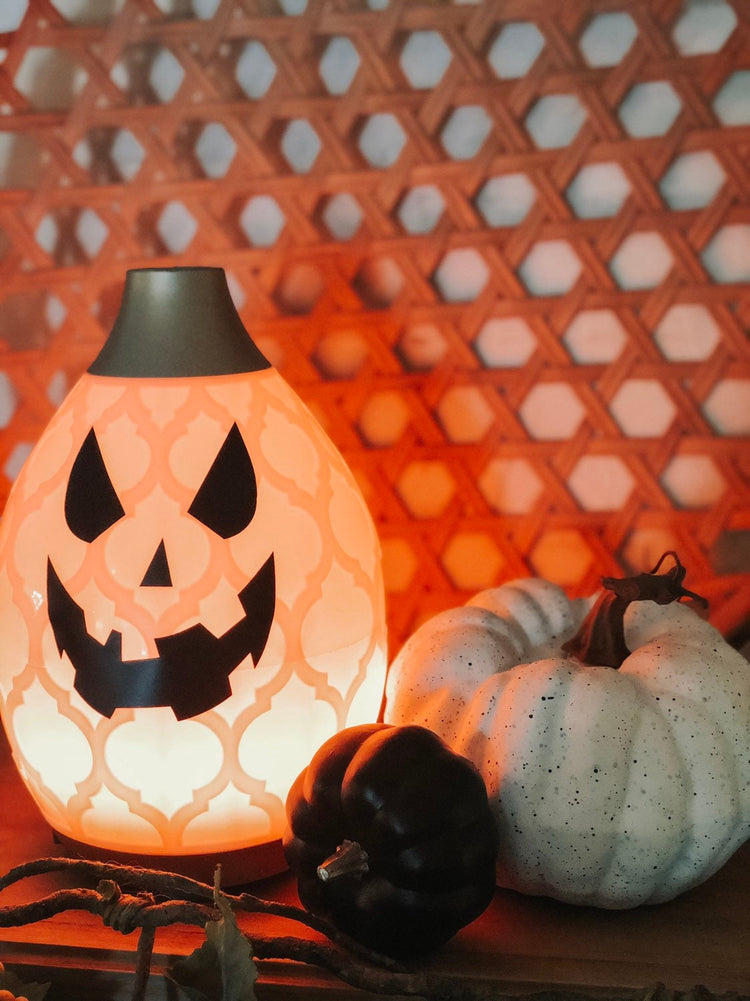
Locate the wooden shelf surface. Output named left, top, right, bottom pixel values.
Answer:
left=0, top=727, right=748, bottom=1000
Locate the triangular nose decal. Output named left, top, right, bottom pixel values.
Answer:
left=141, top=540, right=173, bottom=587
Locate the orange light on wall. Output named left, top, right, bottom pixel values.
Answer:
left=0, top=267, right=387, bottom=880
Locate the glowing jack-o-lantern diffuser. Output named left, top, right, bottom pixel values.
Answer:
left=0, top=267, right=387, bottom=879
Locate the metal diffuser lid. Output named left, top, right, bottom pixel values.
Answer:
left=88, top=267, right=270, bottom=378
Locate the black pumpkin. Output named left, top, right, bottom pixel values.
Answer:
left=283, top=723, right=498, bottom=958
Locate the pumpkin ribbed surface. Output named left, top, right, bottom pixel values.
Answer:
left=384, top=577, right=750, bottom=909
left=284, top=723, right=498, bottom=956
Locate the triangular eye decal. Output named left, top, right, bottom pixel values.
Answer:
left=188, top=423, right=257, bottom=538
left=65, top=428, right=126, bottom=543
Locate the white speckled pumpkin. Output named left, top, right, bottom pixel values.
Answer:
left=384, top=554, right=750, bottom=909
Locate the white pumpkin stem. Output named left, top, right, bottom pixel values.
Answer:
left=317, top=840, right=370, bottom=882
left=563, top=551, right=708, bottom=669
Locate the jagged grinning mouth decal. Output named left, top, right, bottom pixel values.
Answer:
left=47, top=554, right=276, bottom=720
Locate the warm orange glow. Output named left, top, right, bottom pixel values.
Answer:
left=0, top=368, right=387, bottom=856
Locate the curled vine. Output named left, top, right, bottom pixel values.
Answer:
left=0, top=858, right=744, bottom=1001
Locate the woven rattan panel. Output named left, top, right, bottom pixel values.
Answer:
left=0, top=0, right=748, bottom=653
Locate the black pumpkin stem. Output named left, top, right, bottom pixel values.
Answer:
left=562, top=551, right=708, bottom=670
left=317, top=840, right=369, bottom=883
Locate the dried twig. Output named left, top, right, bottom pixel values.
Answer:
left=1, top=859, right=748, bottom=1001
left=0, top=856, right=400, bottom=969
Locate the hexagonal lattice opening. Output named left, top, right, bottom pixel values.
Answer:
left=661, top=455, right=726, bottom=508
left=185, top=121, right=234, bottom=179
left=530, top=529, right=593, bottom=587
left=579, top=12, right=637, bottom=66
left=610, top=232, right=674, bottom=290
left=150, top=46, right=185, bottom=102
left=654, top=304, right=720, bottom=361
left=112, top=129, right=146, bottom=182
left=478, top=457, right=544, bottom=515
left=76, top=208, right=108, bottom=258
left=487, top=22, right=544, bottom=79
left=274, top=262, right=324, bottom=315
left=567, top=455, right=635, bottom=512
left=397, top=460, right=456, bottom=518
left=436, top=385, right=495, bottom=444
left=442, top=532, right=505, bottom=591
left=476, top=173, right=536, bottom=226
left=519, top=383, right=586, bottom=440
left=358, top=390, right=411, bottom=448
left=609, top=379, right=676, bottom=438
left=702, top=379, right=750, bottom=435
left=357, top=114, right=406, bottom=169
left=567, top=162, right=631, bottom=218
left=15, top=45, right=88, bottom=110
left=672, top=0, right=737, bottom=55
left=659, top=151, right=725, bottom=210
left=381, top=538, right=419, bottom=594
left=281, top=119, right=321, bottom=173
left=400, top=30, right=452, bottom=89
left=319, top=36, right=360, bottom=95
left=397, top=322, right=448, bottom=371
left=518, top=240, right=583, bottom=296
left=702, top=224, right=750, bottom=283
left=35, top=214, right=58, bottom=257
left=0, top=132, right=44, bottom=189
left=48, top=370, right=69, bottom=407
left=563, top=310, right=628, bottom=364
left=619, top=81, right=681, bottom=137
left=239, top=195, right=285, bottom=247
left=713, top=70, right=750, bottom=125
left=354, top=257, right=405, bottom=308
left=313, top=329, right=369, bottom=380
left=441, top=106, right=493, bottom=160
left=45, top=292, right=65, bottom=332
left=526, top=94, right=586, bottom=149
left=321, top=192, right=363, bottom=240
left=0, top=0, right=28, bottom=31
left=398, top=185, right=445, bottom=234
left=433, top=248, right=490, bottom=302
left=235, top=40, right=277, bottom=98
left=155, top=201, right=197, bottom=253
left=474, top=317, right=536, bottom=368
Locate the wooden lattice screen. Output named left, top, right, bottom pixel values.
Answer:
left=0, top=0, right=748, bottom=654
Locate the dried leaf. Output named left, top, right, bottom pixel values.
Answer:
left=167, top=879, right=257, bottom=1001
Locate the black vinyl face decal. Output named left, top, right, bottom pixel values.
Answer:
left=49, top=424, right=276, bottom=720
left=188, top=422, right=257, bottom=538
left=65, top=428, right=126, bottom=543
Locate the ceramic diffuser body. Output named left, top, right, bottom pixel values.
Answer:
left=0, top=268, right=387, bottom=869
